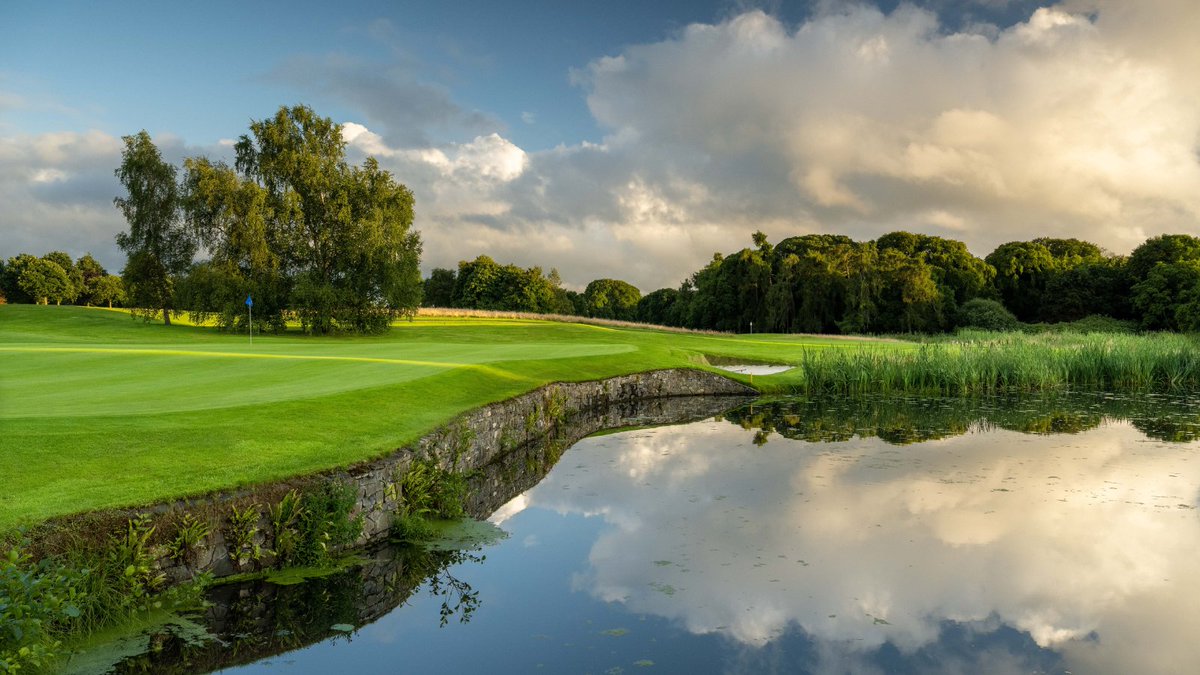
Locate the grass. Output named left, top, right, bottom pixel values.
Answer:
left=794, top=329, right=1200, bottom=395
left=0, top=305, right=878, bottom=531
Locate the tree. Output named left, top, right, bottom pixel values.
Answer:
left=1131, top=261, right=1200, bottom=331
left=985, top=241, right=1057, bottom=322
left=453, top=256, right=503, bottom=309
left=18, top=257, right=71, bottom=305
left=1, top=254, right=37, bottom=304
left=181, top=156, right=286, bottom=331
left=583, top=278, right=641, bottom=321
left=423, top=268, right=457, bottom=307
left=75, top=254, right=108, bottom=305
left=877, top=232, right=993, bottom=306
left=1127, top=234, right=1200, bottom=283
left=637, top=288, right=681, bottom=325
left=92, top=275, right=126, bottom=308
left=231, top=105, right=421, bottom=333
left=42, top=251, right=81, bottom=304
left=115, top=130, right=195, bottom=325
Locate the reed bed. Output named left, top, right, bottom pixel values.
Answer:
left=791, top=331, right=1200, bottom=395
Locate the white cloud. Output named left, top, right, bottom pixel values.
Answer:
left=393, top=2, right=1200, bottom=290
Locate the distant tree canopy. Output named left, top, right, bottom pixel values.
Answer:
left=984, top=238, right=1110, bottom=322
left=109, top=106, right=423, bottom=333
left=634, top=231, right=1200, bottom=334
left=583, top=278, right=641, bottom=321
left=651, top=231, right=994, bottom=334
left=1, top=252, right=121, bottom=308
left=420, top=256, right=576, bottom=315
left=419, top=257, right=646, bottom=320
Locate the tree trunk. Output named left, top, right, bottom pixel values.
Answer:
left=163, top=305, right=171, bottom=326
left=108, top=300, right=113, bottom=308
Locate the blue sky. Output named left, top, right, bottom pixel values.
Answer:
left=2, top=0, right=1198, bottom=290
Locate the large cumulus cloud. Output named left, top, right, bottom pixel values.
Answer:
left=355, top=1, right=1200, bottom=290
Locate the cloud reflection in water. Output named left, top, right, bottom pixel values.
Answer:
left=500, top=418, right=1200, bottom=674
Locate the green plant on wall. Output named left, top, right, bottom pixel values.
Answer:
left=109, top=514, right=166, bottom=608
left=390, top=460, right=468, bottom=543
left=270, top=490, right=307, bottom=567
left=227, top=504, right=266, bottom=569
left=166, top=513, right=211, bottom=566
left=277, top=481, right=363, bottom=568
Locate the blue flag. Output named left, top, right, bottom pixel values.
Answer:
left=246, top=294, right=253, bottom=307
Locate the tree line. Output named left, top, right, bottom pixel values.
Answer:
left=424, top=231, right=1200, bottom=334
left=0, top=252, right=124, bottom=307
left=637, top=231, right=1200, bottom=333
left=423, top=256, right=642, bottom=321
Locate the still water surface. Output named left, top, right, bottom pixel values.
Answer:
left=93, top=395, right=1200, bottom=674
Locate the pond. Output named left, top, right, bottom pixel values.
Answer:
left=72, top=393, right=1200, bottom=674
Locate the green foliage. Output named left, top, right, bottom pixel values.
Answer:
left=106, top=515, right=167, bottom=610
left=115, top=130, right=196, bottom=326
left=166, top=514, right=210, bottom=566
left=226, top=504, right=266, bottom=569
left=75, top=254, right=107, bottom=306
left=392, top=460, right=468, bottom=543
left=278, top=482, right=363, bottom=568
left=0, top=543, right=85, bottom=673
left=1127, top=234, right=1200, bottom=283
left=448, top=256, right=569, bottom=314
left=636, top=287, right=681, bottom=325
left=42, top=252, right=81, bottom=305
left=89, top=275, right=125, bottom=309
left=1025, top=315, right=1137, bottom=335
left=956, top=298, right=1019, bottom=331
left=423, top=268, right=457, bottom=307
left=1132, top=261, right=1200, bottom=331
left=583, top=278, right=641, bottom=321
left=269, top=490, right=307, bottom=568
left=398, top=461, right=467, bottom=521
left=17, top=257, right=71, bottom=306
left=230, top=105, right=422, bottom=334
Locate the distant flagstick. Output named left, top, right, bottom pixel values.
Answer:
left=246, top=294, right=253, bottom=345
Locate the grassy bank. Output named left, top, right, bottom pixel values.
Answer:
left=0, top=305, right=877, bottom=531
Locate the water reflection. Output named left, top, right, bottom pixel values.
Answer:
left=723, top=392, right=1200, bottom=443
left=71, top=546, right=483, bottom=675
left=503, top=396, right=1200, bottom=674
left=83, top=394, right=1200, bottom=674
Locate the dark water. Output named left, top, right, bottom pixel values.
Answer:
left=76, top=394, right=1200, bottom=674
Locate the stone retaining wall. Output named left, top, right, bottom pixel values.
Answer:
left=45, top=369, right=754, bottom=585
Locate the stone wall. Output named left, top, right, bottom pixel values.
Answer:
left=43, top=369, right=754, bottom=585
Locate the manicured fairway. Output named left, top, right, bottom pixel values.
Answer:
left=0, top=305, right=899, bottom=530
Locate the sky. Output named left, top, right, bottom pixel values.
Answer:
left=2, top=0, right=1198, bottom=292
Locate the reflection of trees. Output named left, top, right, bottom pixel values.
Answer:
left=104, top=545, right=483, bottom=674
left=722, top=393, right=1200, bottom=444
